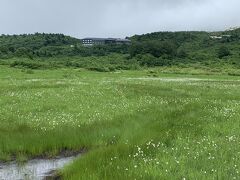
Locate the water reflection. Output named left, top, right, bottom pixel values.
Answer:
left=0, top=155, right=79, bottom=180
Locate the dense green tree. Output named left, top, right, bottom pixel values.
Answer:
left=15, top=47, right=33, bottom=59
left=130, top=40, right=177, bottom=58
left=217, top=46, right=231, bottom=59
left=177, top=49, right=188, bottom=58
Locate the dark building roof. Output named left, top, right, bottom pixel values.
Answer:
left=83, top=38, right=107, bottom=41
left=82, top=38, right=131, bottom=42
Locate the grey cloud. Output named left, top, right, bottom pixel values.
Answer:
left=0, top=0, right=239, bottom=38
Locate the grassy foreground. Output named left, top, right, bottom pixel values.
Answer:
left=0, top=66, right=240, bottom=179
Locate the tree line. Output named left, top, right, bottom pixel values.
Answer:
left=0, top=30, right=239, bottom=67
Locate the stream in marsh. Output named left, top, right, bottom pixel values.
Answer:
left=0, top=155, right=80, bottom=180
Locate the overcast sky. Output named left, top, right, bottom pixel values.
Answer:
left=0, top=0, right=239, bottom=38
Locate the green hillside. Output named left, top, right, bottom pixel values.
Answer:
left=130, top=29, right=240, bottom=66
left=0, top=29, right=239, bottom=72
left=0, top=33, right=128, bottom=59
left=0, top=33, right=81, bottom=58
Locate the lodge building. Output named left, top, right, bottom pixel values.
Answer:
left=82, top=38, right=131, bottom=46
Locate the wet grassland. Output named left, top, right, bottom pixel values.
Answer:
left=0, top=66, right=240, bottom=179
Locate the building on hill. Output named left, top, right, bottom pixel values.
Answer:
left=210, top=35, right=231, bottom=39
left=82, top=38, right=131, bottom=46
left=226, top=27, right=240, bottom=31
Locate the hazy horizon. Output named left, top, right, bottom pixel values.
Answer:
left=1, top=0, right=240, bottom=38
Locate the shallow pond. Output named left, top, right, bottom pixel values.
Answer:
left=0, top=155, right=80, bottom=180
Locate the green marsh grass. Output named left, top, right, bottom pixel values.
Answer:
left=0, top=65, right=240, bottom=179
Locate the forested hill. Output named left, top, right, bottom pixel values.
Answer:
left=0, top=33, right=81, bottom=58
left=128, top=28, right=240, bottom=66
left=0, top=33, right=80, bottom=48
left=0, top=33, right=129, bottom=58
left=0, top=29, right=240, bottom=68
left=131, top=31, right=209, bottom=43
left=131, top=28, right=240, bottom=42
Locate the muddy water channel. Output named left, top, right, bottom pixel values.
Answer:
left=0, top=155, right=80, bottom=180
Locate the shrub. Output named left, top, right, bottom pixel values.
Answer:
left=87, top=66, right=110, bottom=72
left=10, top=60, right=51, bottom=69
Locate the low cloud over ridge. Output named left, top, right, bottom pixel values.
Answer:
left=0, top=0, right=239, bottom=38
